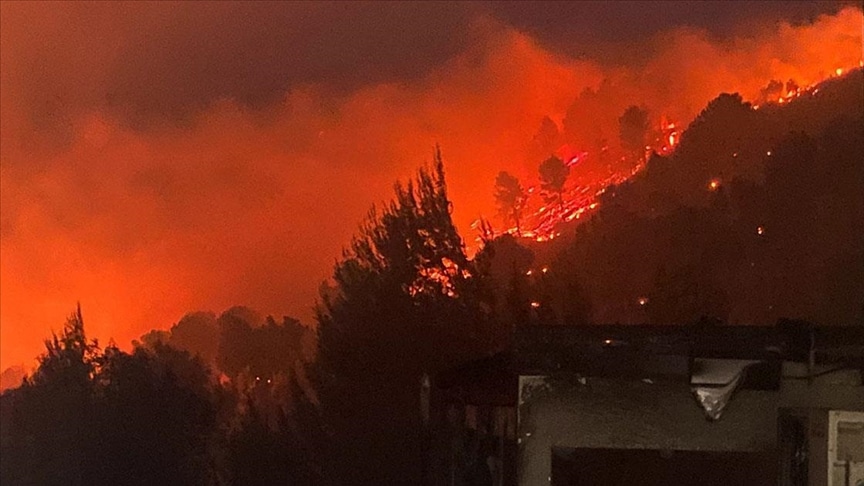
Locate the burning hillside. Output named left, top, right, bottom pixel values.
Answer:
left=499, top=66, right=864, bottom=326
left=483, top=63, right=864, bottom=246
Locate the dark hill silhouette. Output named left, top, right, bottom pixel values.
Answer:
left=486, top=69, right=864, bottom=327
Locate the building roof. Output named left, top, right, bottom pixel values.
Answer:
left=435, top=322, right=864, bottom=406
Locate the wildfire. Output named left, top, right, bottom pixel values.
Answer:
left=478, top=65, right=861, bottom=249
left=491, top=116, right=683, bottom=242
left=753, top=64, right=859, bottom=110
left=467, top=109, right=686, bottom=246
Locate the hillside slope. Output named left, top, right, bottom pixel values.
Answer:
left=490, top=69, right=864, bottom=326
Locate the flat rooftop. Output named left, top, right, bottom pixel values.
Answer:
left=435, top=322, right=864, bottom=406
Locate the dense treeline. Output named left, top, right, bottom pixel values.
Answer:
left=0, top=307, right=323, bottom=485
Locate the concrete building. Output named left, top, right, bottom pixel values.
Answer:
left=432, top=322, right=863, bottom=486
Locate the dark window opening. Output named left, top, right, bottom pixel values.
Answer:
left=778, top=411, right=809, bottom=486
left=551, top=447, right=776, bottom=486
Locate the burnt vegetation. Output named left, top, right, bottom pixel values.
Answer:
left=2, top=70, right=863, bottom=485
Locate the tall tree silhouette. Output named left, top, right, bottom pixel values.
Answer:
left=316, top=147, right=497, bottom=484
left=539, top=155, right=569, bottom=211
left=494, top=171, right=527, bottom=235
left=1, top=306, right=98, bottom=485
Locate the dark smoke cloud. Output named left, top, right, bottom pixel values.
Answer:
left=2, top=1, right=856, bottom=137
left=489, top=1, right=859, bottom=64
left=1, top=1, right=484, bottom=135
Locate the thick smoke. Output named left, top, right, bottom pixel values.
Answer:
left=1, top=2, right=861, bottom=368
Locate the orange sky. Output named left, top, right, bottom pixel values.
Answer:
left=1, top=3, right=861, bottom=370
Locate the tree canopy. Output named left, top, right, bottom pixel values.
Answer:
left=315, top=147, right=500, bottom=484
left=494, top=171, right=527, bottom=234
left=538, top=155, right=569, bottom=209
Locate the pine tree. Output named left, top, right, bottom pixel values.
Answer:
left=315, top=147, right=496, bottom=484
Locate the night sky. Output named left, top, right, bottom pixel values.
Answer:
left=1, top=1, right=861, bottom=369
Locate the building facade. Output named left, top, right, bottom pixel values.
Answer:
left=433, top=323, right=864, bottom=486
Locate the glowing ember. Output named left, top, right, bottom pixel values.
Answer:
left=565, top=152, right=588, bottom=167
left=756, top=226, right=764, bottom=236
left=530, top=301, right=541, bottom=308
left=541, top=266, right=548, bottom=274
left=638, top=297, right=648, bottom=306
left=709, top=179, right=720, bottom=191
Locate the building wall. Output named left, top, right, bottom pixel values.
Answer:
left=517, top=372, right=864, bottom=486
